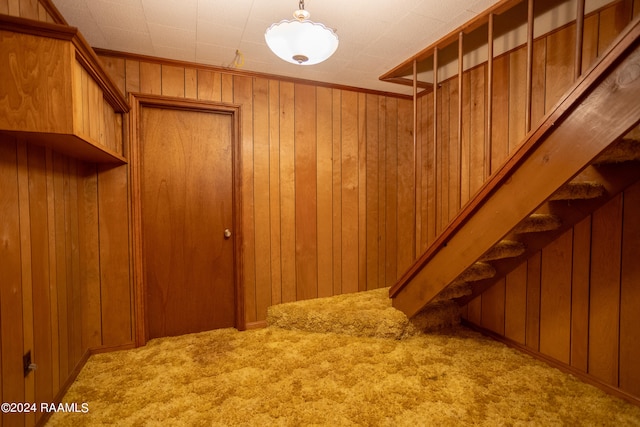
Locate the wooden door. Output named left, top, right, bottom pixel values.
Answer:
left=140, top=106, right=236, bottom=339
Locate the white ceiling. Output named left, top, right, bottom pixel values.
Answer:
left=51, top=0, right=502, bottom=96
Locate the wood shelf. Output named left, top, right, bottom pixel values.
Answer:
left=0, top=15, right=129, bottom=164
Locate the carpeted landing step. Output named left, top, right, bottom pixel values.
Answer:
left=267, top=287, right=461, bottom=340
left=594, top=136, right=640, bottom=164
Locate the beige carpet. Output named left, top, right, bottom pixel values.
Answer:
left=47, top=289, right=640, bottom=426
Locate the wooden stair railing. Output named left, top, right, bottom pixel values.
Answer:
left=390, top=17, right=640, bottom=318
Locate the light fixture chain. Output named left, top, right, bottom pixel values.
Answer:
left=299, top=0, right=305, bottom=10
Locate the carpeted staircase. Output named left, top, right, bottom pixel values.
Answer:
left=267, top=287, right=462, bottom=339
left=268, top=132, right=640, bottom=338
left=436, top=131, right=640, bottom=307
left=390, top=20, right=640, bottom=318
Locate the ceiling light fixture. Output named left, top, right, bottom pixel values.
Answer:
left=264, top=0, right=339, bottom=65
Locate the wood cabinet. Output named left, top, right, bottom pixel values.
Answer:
left=0, top=15, right=129, bottom=163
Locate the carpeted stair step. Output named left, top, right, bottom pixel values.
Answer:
left=594, top=137, right=640, bottom=164
left=455, top=262, right=496, bottom=283
left=432, top=282, right=472, bottom=302
left=513, top=214, right=562, bottom=234
left=431, top=262, right=496, bottom=304
left=479, top=240, right=526, bottom=262
left=267, top=287, right=461, bottom=339
left=549, top=181, right=605, bottom=201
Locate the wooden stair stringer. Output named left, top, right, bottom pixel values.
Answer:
left=390, top=18, right=640, bottom=318
left=456, top=160, right=640, bottom=306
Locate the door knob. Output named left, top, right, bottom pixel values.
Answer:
left=224, top=228, right=232, bottom=239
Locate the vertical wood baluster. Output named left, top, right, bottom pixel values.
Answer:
left=486, top=14, right=494, bottom=178
left=413, top=59, right=418, bottom=259
left=433, top=47, right=439, bottom=227
left=458, top=32, right=464, bottom=209
left=575, top=0, right=586, bottom=80
left=525, top=0, right=534, bottom=133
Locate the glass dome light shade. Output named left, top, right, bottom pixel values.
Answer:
left=265, top=19, right=339, bottom=65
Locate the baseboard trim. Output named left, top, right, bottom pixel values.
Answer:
left=90, top=342, right=136, bottom=354
left=461, top=319, right=640, bottom=407
left=36, top=349, right=92, bottom=427
left=245, top=320, right=268, bottom=330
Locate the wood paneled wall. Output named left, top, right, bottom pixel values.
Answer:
left=445, top=0, right=640, bottom=403
left=463, top=183, right=640, bottom=400
left=415, top=1, right=634, bottom=251
left=0, top=0, right=57, bottom=23
left=98, top=54, right=415, bottom=325
left=0, top=135, right=132, bottom=426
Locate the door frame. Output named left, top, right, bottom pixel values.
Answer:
left=128, top=93, right=244, bottom=346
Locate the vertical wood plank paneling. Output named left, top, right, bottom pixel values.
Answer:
left=469, top=65, right=486, bottom=197
left=544, top=25, right=575, bottom=113
left=294, top=83, right=318, bottom=300
left=332, top=89, right=343, bottom=295
left=589, top=195, right=623, bottom=386
left=384, top=98, right=398, bottom=285
left=279, top=82, right=296, bottom=303
left=397, top=98, right=414, bottom=275
left=423, top=93, right=436, bottom=247
left=19, top=0, right=37, bottom=19
left=365, top=94, right=380, bottom=290
left=161, top=65, right=185, bottom=98
left=525, top=251, right=541, bottom=351
left=77, top=164, right=102, bottom=349
left=481, top=277, right=505, bottom=334
left=99, top=56, right=125, bottom=96
left=92, top=52, right=456, bottom=328
left=357, top=93, right=367, bottom=291
left=581, top=13, right=599, bottom=74
left=45, top=149, right=60, bottom=393
left=415, top=92, right=423, bottom=256
left=7, top=0, right=19, bottom=16
left=447, top=77, right=460, bottom=221
left=17, top=140, right=35, bottom=414
left=268, top=80, right=282, bottom=305
left=97, top=165, right=132, bottom=346
left=598, top=1, right=633, bottom=54
left=504, top=262, right=527, bottom=345
left=52, top=153, right=69, bottom=379
left=253, top=78, right=272, bottom=318
left=139, top=62, right=161, bottom=95
left=317, top=87, right=333, bottom=297
left=571, top=216, right=591, bottom=372
left=415, top=95, right=426, bottom=251
left=341, top=91, right=359, bottom=293
left=0, top=138, right=25, bottom=413
left=88, top=75, right=104, bottom=145
left=435, top=87, right=444, bottom=234
left=65, top=160, right=82, bottom=367
left=71, top=62, right=88, bottom=134
left=197, top=70, right=222, bottom=102
left=491, top=55, right=509, bottom=173
left=377, top=97, right=387, bottom=287
left=233, top=76, right=256, bottom=320
left=125, top=59, right=140, bottom=94
left=467, top=296, right=482, bottom=325
left=438, top=82, right=450, bottom=229
left=460, top=71, right=471, bottom=206
left=620, top=180, right=640, bottom=396
left=221, top=74, right=234, bottom=103
left=184, top=68, right=197, bottom=99
left=539, top=229, right=573, bottom=365
left=530, top=38, right=547, bottom=128
left=508, top=46, right=527, bottom=153
left=27, top=145, right=54, bottom=406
